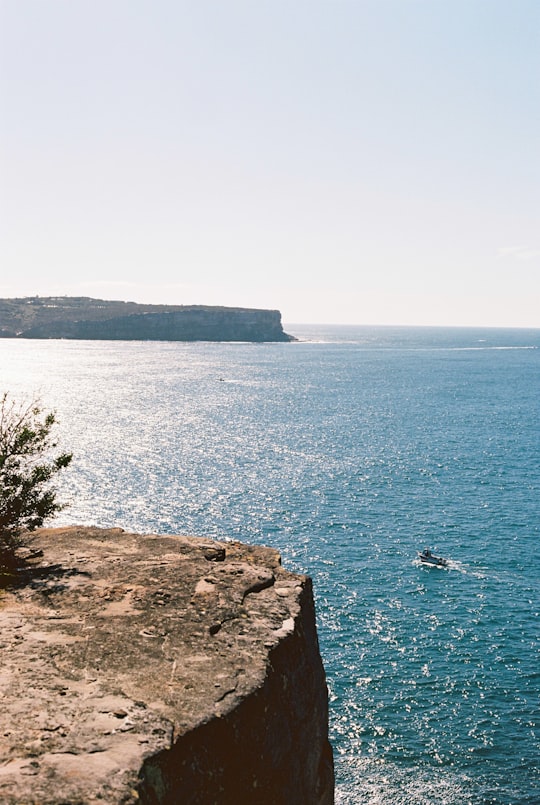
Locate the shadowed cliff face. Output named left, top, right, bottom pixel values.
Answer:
left=0, top=297, right=295, bottom=342
left=0, top=527, right=333, bottom=804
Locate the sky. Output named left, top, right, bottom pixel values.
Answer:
left=1, top=0, right=538, bottom=327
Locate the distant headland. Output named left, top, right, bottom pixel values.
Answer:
left=0, top=296, right=295, bottom=342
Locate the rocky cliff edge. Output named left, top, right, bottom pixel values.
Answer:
left=0, top=297, right=295, bottom=342
left=0, top=526, right=333, bottom=804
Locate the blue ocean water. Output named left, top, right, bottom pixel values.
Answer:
left=1, top=325, right=538, bottom=804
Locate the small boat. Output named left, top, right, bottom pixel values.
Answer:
left=418, top=548, right=448, bottom=567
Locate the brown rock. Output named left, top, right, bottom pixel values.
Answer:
left=0, top=526, right=333, bottom=804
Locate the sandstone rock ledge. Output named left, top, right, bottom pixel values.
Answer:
left=0, top=527, right=334, bottom=804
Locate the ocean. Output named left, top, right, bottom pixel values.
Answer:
left=1, top=324, right=538, bottom=804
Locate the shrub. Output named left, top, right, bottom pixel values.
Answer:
left=0, top=393, right=72, bottom=565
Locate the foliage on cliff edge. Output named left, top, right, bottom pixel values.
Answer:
left=0, top=393, right=72, bottom=568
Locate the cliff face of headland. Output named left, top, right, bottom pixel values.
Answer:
left=0, top=527, right=334, bottom=804
left=0, top=297, right=294, bottom=342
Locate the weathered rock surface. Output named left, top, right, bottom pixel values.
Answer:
left=0, top=527, right=333, bottom=804
left=0, top=297, right=295, bottom=342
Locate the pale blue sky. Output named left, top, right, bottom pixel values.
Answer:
left=1, top=0, right=538, bottom=325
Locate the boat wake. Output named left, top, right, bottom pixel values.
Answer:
left=414, top=557, right=487, bottom=579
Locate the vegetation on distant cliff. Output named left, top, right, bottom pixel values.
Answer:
left=0, top=394, right=72, bottom=568
left=0, top=296, right=295, bottom=342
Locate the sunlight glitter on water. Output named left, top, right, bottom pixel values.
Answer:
left=1, top=327, right=539, bottom=803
